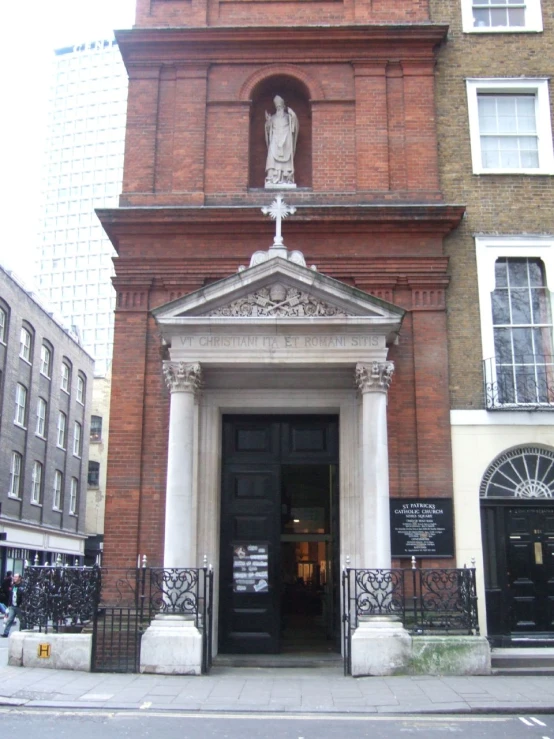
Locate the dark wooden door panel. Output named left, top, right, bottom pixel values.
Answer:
left=219, top=415, right=339, bottom=655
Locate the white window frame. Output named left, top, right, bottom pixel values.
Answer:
left=69, top=477, right=78, bottom=515
left=476, top=235, right=554, bottom=407
left=8, top=452, right=22, bottom=498
left=19, top=327, right=32, bottom=362
left=77, top=375, right=85, bottom=404
left=466, top=78, right=554, bottom=175
left=53, top=470, right=63, bottom=511
left=73, top=421, right=82, bottom=457
left=57, top=411, right=67, bottom=449
left=461, top=0, right=543, bottom=33
left=14, top=383, right=27, bottom=427
left=61, top=361, right=71, bottom=393
left=31, top=461, right=43, bottom=505
left=40, top=344, right=52, bottom=378
left=0, top=308, right=6, bottom=344
left=36, top=397, right=47, bottom=438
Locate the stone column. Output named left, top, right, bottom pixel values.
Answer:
left=162, top=361, right=202, bottom=568
left=355, top=361, right=394, bottom=569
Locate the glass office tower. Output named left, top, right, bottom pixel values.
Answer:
left=36, top=40, right=127, bottom=376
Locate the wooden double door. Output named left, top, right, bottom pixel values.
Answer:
left=482, top=503, right=554, bottom=641
left=218, top=415, right=339, bottom=654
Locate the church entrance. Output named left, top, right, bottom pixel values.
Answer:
left=218, top=415, right=340, bottom=654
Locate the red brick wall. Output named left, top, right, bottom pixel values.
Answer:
left=103, top=11, right=460, bottom=569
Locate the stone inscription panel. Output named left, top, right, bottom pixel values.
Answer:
left=390, top=498, right=454, bottom=558
left=179, top=334, right=382, bottom=350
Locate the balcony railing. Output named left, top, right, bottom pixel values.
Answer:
left=483, top=355, right=554, bottom=410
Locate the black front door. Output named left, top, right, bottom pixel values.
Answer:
left=482, top=503, right=554, bottom=639
left=219, top=415, right=339, bottom=654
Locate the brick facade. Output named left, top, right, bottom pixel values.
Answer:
left=99, top=2, right=465, bottom=568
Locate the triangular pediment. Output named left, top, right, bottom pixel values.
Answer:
left=153, top=257, right=404, bottom=324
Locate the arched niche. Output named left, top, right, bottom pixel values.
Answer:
left=249, top=74, right=312, bottom=189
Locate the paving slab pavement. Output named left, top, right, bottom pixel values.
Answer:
left=1, top=639, right=554, bottom=715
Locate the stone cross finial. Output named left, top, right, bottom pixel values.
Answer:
left=261, top=196, right=297, bottom=247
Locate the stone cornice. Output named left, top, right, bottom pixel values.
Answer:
left=97, top=204, right=466, bottom=250
left=116, top=25, right=449, bottom=67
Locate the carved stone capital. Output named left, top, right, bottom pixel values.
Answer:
left=163, top=362, right=202, bottom=395
left=355, top=361, right=394, bottom=394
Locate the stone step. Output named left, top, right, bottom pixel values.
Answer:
left=492, top=666, right=554, bottom=676
left=213, top=653, right=343, bottom=669
left=492, top=647, right=554, bottom=670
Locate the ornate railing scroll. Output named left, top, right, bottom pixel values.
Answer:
left=342, top=566, right=479, bottom=675
left=22, top=565, right=101, bottom=634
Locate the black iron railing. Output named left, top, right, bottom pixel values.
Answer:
left=92, top=565, right=214, bottom=673
left=20, top=564, right=214, bottom=674
left=342, top=566, right=479, bottom=676
left=22, top=564, right=101, bottom=634
left=483, top=356, right=554, bottom=409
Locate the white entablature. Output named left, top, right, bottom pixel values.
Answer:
left=153, top=257, right=405, bottom=366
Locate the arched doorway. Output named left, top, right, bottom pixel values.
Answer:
left=480, top=446, right=554, bottom=645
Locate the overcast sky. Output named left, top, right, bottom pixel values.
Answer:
left=0, top=0, right=136, bottom=290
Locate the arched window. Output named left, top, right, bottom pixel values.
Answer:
left=249, top=75, right=312, bottom=189
left=480, top=446, right=554, bottom=498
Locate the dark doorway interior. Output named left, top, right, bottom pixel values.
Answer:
left=219, top=416, right=339, bottom=655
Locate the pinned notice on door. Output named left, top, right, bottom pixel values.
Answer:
left=233, top=542, right=269, bottom=593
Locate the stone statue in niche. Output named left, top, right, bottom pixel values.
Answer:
left=265, top=95, right=299, bottom=188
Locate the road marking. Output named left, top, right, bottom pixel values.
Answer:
left=520, top=717, right=534, bottom=726
left=0, top=708, right=511, bottom=722
left=139, top=702, right=152, bottom=710
left=531, top=718, right=547, bottom=726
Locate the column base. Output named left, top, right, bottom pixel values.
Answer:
left=140, top=614, right=203, bottom=675
left=351, top=616, right=412, bottom=677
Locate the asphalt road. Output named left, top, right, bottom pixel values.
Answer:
left=0, top=709, right=552, bottom=738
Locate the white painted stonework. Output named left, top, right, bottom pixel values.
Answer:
left=153, top=255, right=405, bottom=662
left=351, top=617, right=412, bottom=676
left=140, top=615, right=203, bottom=675
left=9, top=632, right=92, bottom=671
left=451, top=415, right=554, bottom=636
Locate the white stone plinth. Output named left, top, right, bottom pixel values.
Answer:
left=351, top=616, right=412, bottom=676
left=8, top=631, right=92, bottom=671
left=140, top=614, right=203, bottom=675
left=265, top=182, right=297, bottom=189
left=411, top=635, right=491, bottom=675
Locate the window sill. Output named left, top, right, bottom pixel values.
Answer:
left=19, top=357, right=32, bottom=366
left=35, top=433, right=47, bottom=441
left=14, top=423, right=27, bottom=430
left=474, top=168, right=554, bottom=176
left=52, top=507, right=62, bottom=513
left=61, top=388, right=70, bottom=395
left=464, top=27, right=542, bottom=34
left=7, top=495, right=21, bottom=501
left=56, top=445, right=66, bottom=451
left=30, top=502, right=43, bottom=508
left=73, top=453, right=81, bottom=459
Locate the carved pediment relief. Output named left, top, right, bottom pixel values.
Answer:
left=207, top=283, right=350, bottom=318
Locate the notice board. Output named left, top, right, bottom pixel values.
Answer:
left=390, top=498, right=454, bottom=558
left=232, top=543, right=269, bottom=593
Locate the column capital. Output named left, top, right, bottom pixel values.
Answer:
left=163, top=361, right=202, bottom=395
left=355, top=361, right=394, bottom=394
